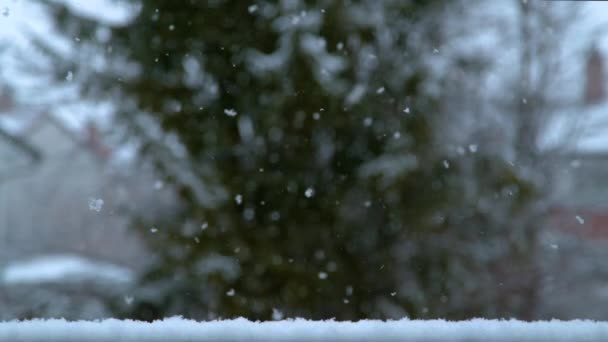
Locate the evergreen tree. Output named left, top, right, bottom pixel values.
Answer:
left=39, top=0, right=552, bottom=320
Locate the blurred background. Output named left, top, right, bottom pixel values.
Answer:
left=0, top=0, right=607, bottom=321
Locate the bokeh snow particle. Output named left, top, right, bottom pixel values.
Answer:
left=304, top=187, right=315, bottom=198
left=270, top=211, right=281, bottom=221
left=124, top=295, right=134, bottom=305
left=224, top=108, right=238, bottom=117
left=272, top=308, right=284, bottom=320
left=88, top=198, right=104, bottom=212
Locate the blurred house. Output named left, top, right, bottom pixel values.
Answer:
left=0, top=88, right=167, bottom=318
left=539, top=45, right=608, bottom=320
left=0, top=93, right=141, bottom=263
left=548, top=45, right=608, bottom=239
left=0, top=254, right=134, bottom=320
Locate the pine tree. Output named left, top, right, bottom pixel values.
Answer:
left=39, top=0, right=551, bottom=321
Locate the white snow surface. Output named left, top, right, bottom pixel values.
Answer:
left=0, top=318, right=608, bottom=342
left=0, top=254, right=134, bottom=285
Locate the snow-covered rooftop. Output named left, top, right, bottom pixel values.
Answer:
left=0, top=254, right=134, bottom=285
left=540, top=102, right=608, bottom=154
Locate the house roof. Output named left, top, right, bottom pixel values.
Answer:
left=540, top=102, right=608, bottom=154
left=0, top=254, right=134, bottom=285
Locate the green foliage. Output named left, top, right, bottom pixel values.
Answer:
left=42, top=0, right=545, bottom=321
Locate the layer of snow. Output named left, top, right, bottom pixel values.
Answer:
left=0, top=254, right=134, bottom=285
left=1, top=318, right=608, bottom=341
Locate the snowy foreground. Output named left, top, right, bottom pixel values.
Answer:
left=2, top=318, right=608, bottom=342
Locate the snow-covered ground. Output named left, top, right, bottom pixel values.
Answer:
left=1, top=318, right=608, bottom=342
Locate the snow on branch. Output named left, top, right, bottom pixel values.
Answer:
left=1, top=318, right=608, bottom=342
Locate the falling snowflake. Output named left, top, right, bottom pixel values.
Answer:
left=88, top=198, right=104, bottom=212
left=575, top=215, right=585, bottom=225
left=226, top=288, right=235, bottom=296
left=376, top=87, right=385, bottom=94
left=272, top=308, right=284, bottom=320
left=224, top=108, right=238, bottom=117
left=318, top=271, right=328, bottom=280
left=270, top=211, right=281, bottom=221
left=150, top=227, right=158, bottom=233
left=65, top=71, right=74, bottom=82
left=248, top=4, right=258, bottom=13
left=304, top=187, right=315, bottom=198
left=154, top=180, right=164, bottom=190
left=243, top=208, right=255, bottom=221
